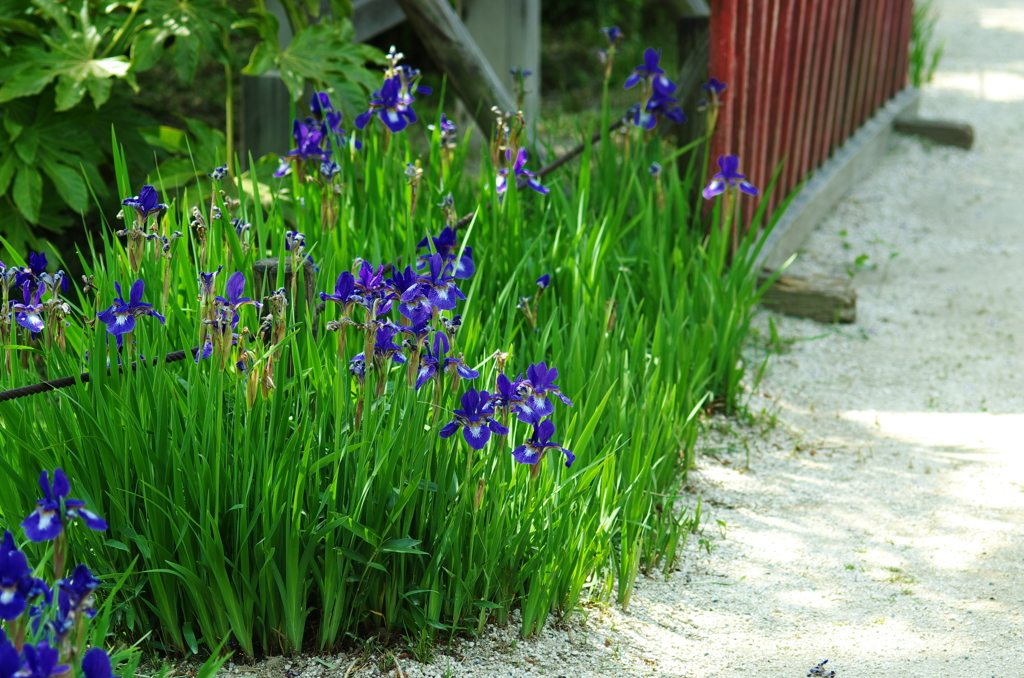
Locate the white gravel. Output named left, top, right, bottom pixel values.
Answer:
left=217, top=1, right=1024, bottom=676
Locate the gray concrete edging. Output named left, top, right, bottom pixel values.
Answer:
left=757, top=87, right=922, bottom=271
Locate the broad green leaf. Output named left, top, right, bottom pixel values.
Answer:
left=2, top=116, right=23, bottom=141
left=139, top=126, right=190, bottom=153
left=0, top=19, right=42, bottom=39
left=147, top=157, right=202, bottom=190
left=0, top=62, right=58, bottom=103
left=241, top=42, right=276, bottom=76
left=41, top=158, right=87, bottom=212
left=13, top=127, right=39, bottom=163
left=55, top=74, right=88, bottom=110
left=12, top=165, right=42, bottom=223
left=130, top=27, right=168, bottom=73
left=182, top=622, right=200, bottom=655
left=173, top=27, right=199, bottom=83
left=86, top=73, right=114, bottom=108
left=0, top=155, right=16, bottom=196
left=328, top=0, right=353, bottom=19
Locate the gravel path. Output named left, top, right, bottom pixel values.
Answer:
left=226, top=2, right=1023, bottom=676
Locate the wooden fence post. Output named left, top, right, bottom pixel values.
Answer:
left=393, top=0, right=517, bottom=138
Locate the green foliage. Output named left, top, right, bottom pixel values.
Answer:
left=0, top=90, right=152, bottom=253
left=0, top=94, right=772, bottom=658
left=910, top=0, right=944, bottom=88
left=0, top=0, right=383, bottom=259
left=238, top=10, right=383, bottom=116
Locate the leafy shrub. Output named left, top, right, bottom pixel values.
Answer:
left=0, top=44, right=774, bottom=658
left=0, top=0, right=382, bottom=260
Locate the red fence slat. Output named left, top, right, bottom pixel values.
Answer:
left=766, top=0, right=797, bottom=217
left=707, top=0, right=913, bottom=235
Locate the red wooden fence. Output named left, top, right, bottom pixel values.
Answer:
left=708, top=0, right=913, bottom=228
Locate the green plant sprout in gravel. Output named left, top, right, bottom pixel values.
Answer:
left=0, top=26, right=780, bottom=658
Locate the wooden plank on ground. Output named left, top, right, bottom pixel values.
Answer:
left=759, top=273, right=857, bottom=323
left=894, top=118, right=975, bottom=149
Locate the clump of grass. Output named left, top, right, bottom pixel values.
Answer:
left=0, top=35, right=778, bottom=658
left=910, top=1, right=945, bottom=88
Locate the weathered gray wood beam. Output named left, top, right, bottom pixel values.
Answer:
left=666, top=0, right=710, bottom=17
left=759, top=273, right=857, bottom=324
left=394, top=0, right=517, bottom=137
left=893, top=118, right=974, bottom=149
left=352, top=0, right=406, bottom=42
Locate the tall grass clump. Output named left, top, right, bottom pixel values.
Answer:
left=910, top=0, right=944, bottom=88
left=0, top=36, right=775, bottom=657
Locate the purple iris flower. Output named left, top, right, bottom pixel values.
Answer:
left=320, top=161, right=341, bottom=180
left=414, top=332, right=478, bottom=390
left=11, top=252, right=66, bottom=297
left=321, top=271, right=357, bottom=308
left=194, top=339, right=215, bottom=363
left=96, top=280, right=166, bottom=343
left=198, top=266, right=224, bottom=299
left=11, top=281, right=45, bottom=334
left=58, top=564, right=101, bottom=622
left=416, top=227, right=474, bottom=279
left=0, top=531, right=51, bottom=620
left=204, top=307, right=239, bottom=339
left=517, top=362, right=574, bottom=424
left=624, top=47, right=668, bottom=90
left=354, top=76, right=418, bottom=134
left=628, top=77, right=687, bottom=130
left=285, top=230, right=305, bottom=252
left=489, top=372, right=528, bottom=418
left=398, top=316, right=432, bottom=350
left=353, top=324, right=407, bottom=367
left=397, top=65, right=432, bottom=96
left=511, top=419, right=575, bottom=468
left=50, top=564, right=101, bottom=638
left=414, top=332, right=446, bottom=389
left=21, top=469, right=107, bottom=543
left=349, top=355, right=366, bottom=385
left=602, top=26, right=622, bottom=45
left=326, top=110, right=343, bottom=134
left=441, top=313, right=462, bottom=336
left=354, top=261, right=386, bottom=296
left=0, top=261, right=13, bottom=291
left=702, top=155, right=759, bottom=200
left=409, top=254, right=466, bottom=311
left=214, top=272, right=262, bottom=324
left=208, top=165, right=228, bottom=180
left=702, top=78, right=727, bottom=97
left=429, top=113, right=457, bottom=149
left=388, top=265, right=432, bottom=323
left=0, top=635, right=19, bottom=678
left=288, top=120, right=330, bottom=160
left=310, top=92, right=333, bottom=122
left=273, top=159, right=292, bottom=178
left=231, top=219, right=250, bottom=237
left=497, top=148, right=548, bottom=195
left=648, top=162, right=662, bottom=177
left=536, top=274, right=550, bottom=290
left=19, top=641, right=68, bottom=678
left=352, top=262, right=395, bottom=319
left=81, top=648, right=118, bottom=678
left=439, top=389, right=509, bottom=450
left=122, top=186, right=168, bottom=225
